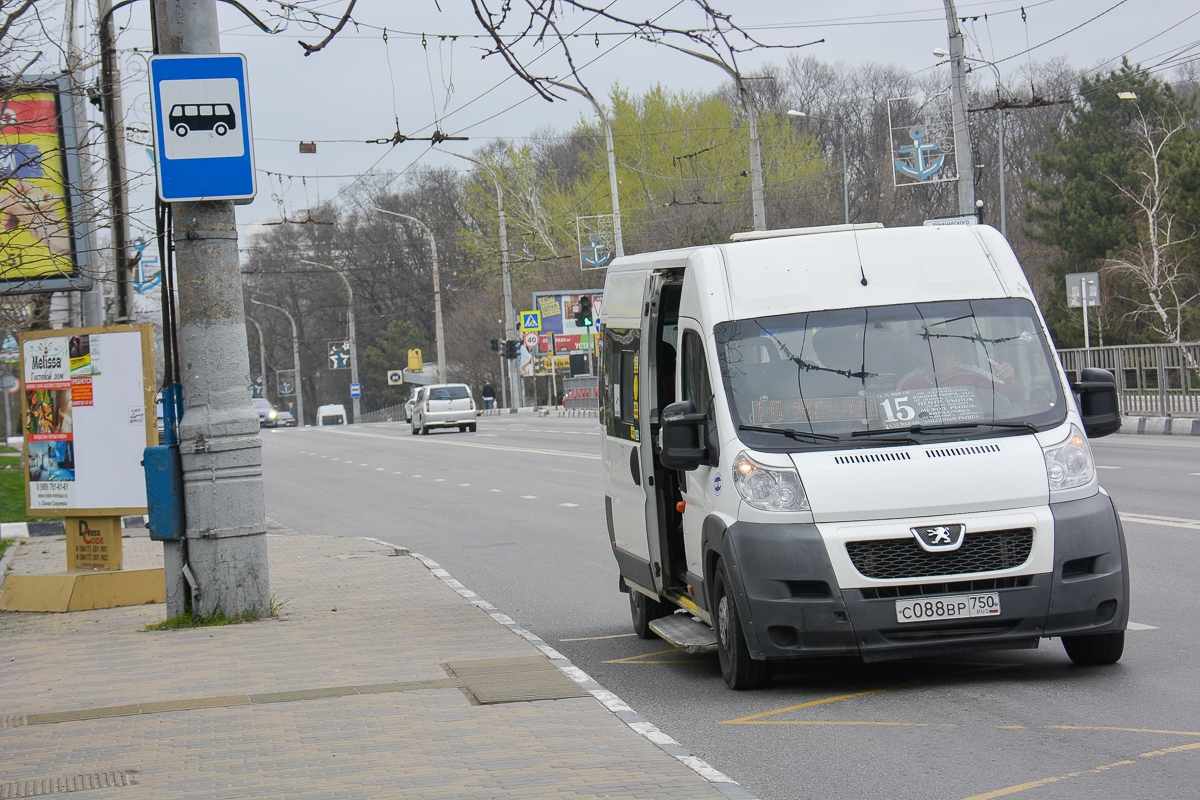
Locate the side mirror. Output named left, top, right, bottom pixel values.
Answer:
left=1070, top=367, right=1121, bottom=439
left=660, top=399, right=707, bottom=471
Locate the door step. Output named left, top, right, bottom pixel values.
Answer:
left=649, top=612, right=718, bottom=653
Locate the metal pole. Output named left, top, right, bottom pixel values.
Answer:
left=369, top=210, right=447, bottom=384
left=498, top=318, right=508, bottom=410
left=98, top=0, right=131, bottom=321
left=154, top=0, right=269, bottom=618
left=246, top=315, right=266, bottom=389
left=997, top=110, right=1007, bottom=237
left=943, top=0, right=976, bottom=216
left=549, top=334, right=558, bottom=408
left=299, top=260, right=359, bottom=421
left=250, top=298, right=304, bottom=428
left=745, top=85, right=766, bottom=230
left=65, top=0, right=105, bottom=326
left=840, top=130, right=850, bottom=224
left=1081, top=275, right=1091, bottom=367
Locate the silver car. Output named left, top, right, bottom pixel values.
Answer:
left=412, top=383, right=476, bottom=435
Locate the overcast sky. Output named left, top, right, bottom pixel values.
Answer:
left=106, top=0, right=1200, bottom=242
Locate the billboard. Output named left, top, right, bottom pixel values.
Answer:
left=0, top=77, right=91, bottom=294
left=20, top=325, right=156, bottom=516
left=531, top=290, right=603, bottom=342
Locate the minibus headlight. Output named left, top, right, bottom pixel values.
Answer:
left=732, top=451, right=810, bottom=512
left=1042, top=424, right=1094, bottom=492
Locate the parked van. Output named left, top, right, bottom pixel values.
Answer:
left=599, top=223, right=1126, bottom=689
left=317, top=403, right=347, bottom=426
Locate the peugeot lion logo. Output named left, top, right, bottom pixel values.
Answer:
left=912, top=524, right=966, bottom=552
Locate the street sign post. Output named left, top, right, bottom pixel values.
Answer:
left=327, top=340, right=350, bottom=370
left=387, top=369, right=404, bottom=386
left=350, top=382, right=361, bottom=399
left=148, top=54, right=256, bottom=203
left=519, top=310, right=542, bottom=333
left=1065, top=272, right=1101, bottom=357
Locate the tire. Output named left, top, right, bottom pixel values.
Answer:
left=458, top=425, right=467, bottom=432
left=468, top=423, right=477, bottom=432
left=174, top=124, right=188, bottom=137
left=1063, top=631, right=1125, bottom=666
left=421, top=423, right=430, bottom=436
left=214, top=122, right=228, bottom=136
left=629, top=589, right=670, bottom=639
left=713, top=560, right=769, bottom=690
left=410, top=422, right=417, bottom=436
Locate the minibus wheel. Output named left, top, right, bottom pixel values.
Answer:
left=1062, top=631, right=1125, bottom=666
left=630, top=590, right=669, bottom=639
left=714, top=560, right=769, bottom=690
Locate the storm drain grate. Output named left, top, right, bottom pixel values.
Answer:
left=0, top=769, right=138, bottom=798
left=444, top=656, right=587, bottom=705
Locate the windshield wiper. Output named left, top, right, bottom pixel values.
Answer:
left=852, top=420, right=1039, bottom=438
left=738, top=424, right=839, bottom=442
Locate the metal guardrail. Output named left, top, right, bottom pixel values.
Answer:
left=1057, top=342, right=1200, bottom=418
left=358, top=403, right=408, bottom=424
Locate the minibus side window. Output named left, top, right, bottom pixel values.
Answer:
left=681, top=330, right=717, bottom=460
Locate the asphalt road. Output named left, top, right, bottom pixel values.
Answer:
left=262, top=418, right=1200, bottom=800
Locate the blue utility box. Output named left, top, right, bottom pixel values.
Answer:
left=143, top=444, right=185, bottom=541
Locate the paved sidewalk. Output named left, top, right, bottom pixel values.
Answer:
left=0, top=533, right=744, bottom=799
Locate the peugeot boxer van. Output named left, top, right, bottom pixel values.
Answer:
left=599, top=223, right=1127, bottom=689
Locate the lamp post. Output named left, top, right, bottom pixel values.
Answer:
left=546, top=80, right=624, bottom=255
left=300, top=259, right=360, bottom=422
left=786, top=110, right=849, bottom=224
left=246, top=315, right=267, bottom=394
left=439, top=149, right=521, bottom=408
left=248, top=297, right=306, bottom=427
left=370, top=208, right=447, bottom=384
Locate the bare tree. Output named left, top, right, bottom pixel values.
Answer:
left=1103, top=106, right=1199, bottom=363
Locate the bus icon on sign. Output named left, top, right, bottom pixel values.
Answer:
left=169, top=103, right=236, bottom=137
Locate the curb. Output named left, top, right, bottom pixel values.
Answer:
left=0, top=516, right=149, bottom=540
left=1120, top=416, right=1200, bottom=436
left=0, top=540, right=16, bottom=593
left=362, top=535, right=758, bottom=800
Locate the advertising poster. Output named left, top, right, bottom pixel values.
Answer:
left=0, top=87, right=80, bottom=285
left=20, top=325, right=155, bottom=515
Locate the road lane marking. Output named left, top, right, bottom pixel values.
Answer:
left=960, top=742, right=1200, bottom=800
left=458, top=482, right=471, bottom=487
left=318, top=427, right=601, bottom=460
left=1050, top=724, right=1200, bottom=737
left=1119, top=512, right=1200, bottom=531
left=489, top=488, right=502, bottom=493
left=520, top=494, right=537, bottom=500
left=411, top=474, right=422, bottom=478
left=434, top=478, right=446, bottom=483
left=559, top=502, right=580, bottom=508
left=1096, top=465, right=1121, bottom=470
left=358, top=463, right=369, bottom=467
left=1127, top=621, right=1158, bottom=631
left=559, top=632, right=638, bottom=642
left=375, top=467, right=384, bottom=472
left=1190, top=472, right=1200, bottom=477
left=604, top=647, right=698, bottom=665
left=721, top=690, right=881, bottom=725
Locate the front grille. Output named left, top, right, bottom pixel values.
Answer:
left=847, top=529, right=1033, bottom=580
left=859, top=575, right=1033, bottom=600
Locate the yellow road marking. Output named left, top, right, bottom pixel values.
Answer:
left=961, top=740, right=1200, bottom=800
left=723, top=719, right=938, bottom=728
left=1051, top=724, right=1200, bottom=738
left=721, top=690, right=880, bottom=725
left=604, top=647, right=699, bottom=665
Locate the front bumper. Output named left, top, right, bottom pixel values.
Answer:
left=719, top=492, right=1129, bottom=662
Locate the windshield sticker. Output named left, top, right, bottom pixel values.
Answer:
left=876, top=386, right=981, bottom=427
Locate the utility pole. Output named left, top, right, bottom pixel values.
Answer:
left=497, top=318, right=508, bottom=409
left=997, top=110, right=1007, bottom=237
left=300, top=259, right=359, bottom=421
left=153, top=0, right=270, bottom=618
left=64, top=0, right=105, bottom=326
left=441, top=150, right=522, bottom=407
left=250, top=297, right=305, bottom=428
left=98, top=0, right=131, bottom=321
left=546, top=81, right=624, bottom=255
left=371, top=209, right=447, bottom=383
left=943, top=0, right=976, bottom=217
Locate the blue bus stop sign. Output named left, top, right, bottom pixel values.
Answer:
left=149, top=54, right=256, bottom=203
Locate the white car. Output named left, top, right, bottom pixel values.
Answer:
left=412, top=383, right=476, bottom=435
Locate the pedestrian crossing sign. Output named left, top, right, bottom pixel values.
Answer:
left=519, top=310, right=542, bottom=333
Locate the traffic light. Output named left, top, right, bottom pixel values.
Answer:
left=575, top=295, right=593, bottom=328
left=504, top=339, right=520, bottom=359
left=489, top=338, right=500, bottom=353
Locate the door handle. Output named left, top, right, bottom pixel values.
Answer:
left=629, top=447, right=641, bottom=486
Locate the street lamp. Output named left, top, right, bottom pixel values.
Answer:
left=248, top=296, right=306, bottom=428
left=370, top=208, right=448, bottom=384
left=438, top=148, right=521, bottom=408
left=300, top=259, right=361, bottom=422
left=787, top=110, right=850, bottom=225
left=546, top=80, right=624, bottom=255
left=246, top=315, right=267, bottom=395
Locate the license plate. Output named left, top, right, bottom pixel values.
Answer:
left=895, top=592, right=1001, bottom=624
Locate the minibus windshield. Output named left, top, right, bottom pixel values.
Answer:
left=714, top=298, right=1066, bottom=447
